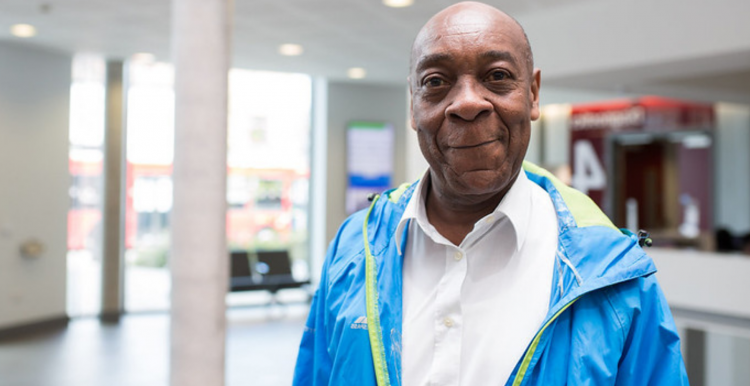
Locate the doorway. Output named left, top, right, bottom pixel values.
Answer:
left=612, top=132, right=713, bottom=248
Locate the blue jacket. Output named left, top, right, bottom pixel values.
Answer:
left=293, top=163, right=689, bottom=386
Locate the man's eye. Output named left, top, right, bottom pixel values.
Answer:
left=424, top=77, right=447, bottom=88
left=487, top=71, right=509, bottom=82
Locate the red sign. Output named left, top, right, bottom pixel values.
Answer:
left=569, top=97, right=714, bottom=211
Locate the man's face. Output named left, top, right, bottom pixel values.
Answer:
left=410, top=7, right=540, bottom=201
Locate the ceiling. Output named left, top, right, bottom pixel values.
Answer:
left=0, top=0, right=592, bottom=84
left=1, top=0, right=749, bottom=104
left=543, top=49, right=750, bottom=105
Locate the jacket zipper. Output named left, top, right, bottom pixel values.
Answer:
left=510, top=297, right=580, bottom=386
left=363, top=195, right=392, bottom=386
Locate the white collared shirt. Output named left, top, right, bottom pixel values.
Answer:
left=397, top=170, right=558, bottom=386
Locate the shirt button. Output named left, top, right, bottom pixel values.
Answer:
left=485, top=215, right=495, bottom=223
left=454, top=251, right=463, bottom=261
left=443, top=317, right=454, bottom=328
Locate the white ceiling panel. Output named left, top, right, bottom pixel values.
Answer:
left=0, top=0, right=748, bottom=102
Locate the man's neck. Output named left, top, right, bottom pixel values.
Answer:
left=424, top=172, right=518, bottom=246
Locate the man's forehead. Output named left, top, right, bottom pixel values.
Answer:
left=430, top=7, right=496, bottom=35
left=411, top=3, right=528, bottom=72
left=419, top=22, right=495, bottom=47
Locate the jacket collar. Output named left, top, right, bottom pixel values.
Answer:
left=370, top=163, right=656, bottom=312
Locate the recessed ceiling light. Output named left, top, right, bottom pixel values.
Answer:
left=383, top=0, right=414, bottom=8
left=347, top=67, right=367, bottom=80
left=131, top=52, right=156, bottom=63
left=278, top=44, right=304, bottom=56
left=10, top=24, right=36, bottom=38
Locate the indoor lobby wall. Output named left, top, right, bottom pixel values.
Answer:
left=324, top=81, right=408, bottom=252
left=0, top=42, right=71, bottom=330
left=715, top=103, right=750, bottom=235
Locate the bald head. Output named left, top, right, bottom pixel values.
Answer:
left=410, top=2, right=534, bottom=81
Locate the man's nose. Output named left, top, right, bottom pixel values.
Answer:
left=445, top=79, right=492, bottom=121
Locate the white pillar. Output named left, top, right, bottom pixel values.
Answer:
left=309, top=77, right=328, bottom=286
left=101, top=60, right=125, bottom=322
left=170, top=1, right=231, bottom=385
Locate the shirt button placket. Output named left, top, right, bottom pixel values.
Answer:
left=430, top=246, right=466, bottom=385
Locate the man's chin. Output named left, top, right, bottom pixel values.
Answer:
left=448, top=169, right=511, bottom=197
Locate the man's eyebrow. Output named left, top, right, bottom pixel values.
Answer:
left=414, top=53, right=454, bottom=73
left=480, top=50, right=517, bottom=65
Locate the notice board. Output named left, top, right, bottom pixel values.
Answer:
left=346, top=121, right=394, bottom=214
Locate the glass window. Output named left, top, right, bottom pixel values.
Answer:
left=124, top=61, right=312, bottom=311
left=67, top=54, right=106, bottom=317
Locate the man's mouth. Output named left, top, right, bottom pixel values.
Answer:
left=451, top=139, right=497, bottom=149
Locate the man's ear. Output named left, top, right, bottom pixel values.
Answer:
left=529, top=68, right=541, bottom=121
left=408, top=77, right=417, bottom=131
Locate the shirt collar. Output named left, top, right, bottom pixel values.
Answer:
left=395, top=169, right=533, bottom=255
left=494, top=169, right=532, bottom=252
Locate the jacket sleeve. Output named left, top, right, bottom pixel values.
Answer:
left=613, top=274, right=689, bottom=386
left=292, top=256, right=333, bottom=385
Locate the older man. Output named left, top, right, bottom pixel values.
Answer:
left=293, top=2, right=688, bottom=385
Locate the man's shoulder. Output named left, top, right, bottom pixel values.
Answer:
left=601, top=271, right=668, bottom=317
left=562, top=271, right=666, bottom=344
left=324, top=184, right=416, bottom=279
left=325, top=209, right=369, bottom=276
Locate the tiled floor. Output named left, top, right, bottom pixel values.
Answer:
left=0, top=304, right=309, bottom=386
